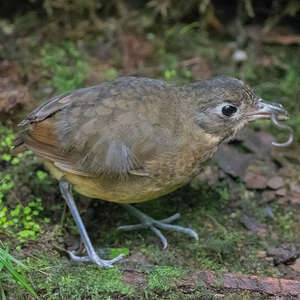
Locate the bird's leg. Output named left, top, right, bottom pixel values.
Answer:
left=59, top=181, right=124, bottom=268
left=118, top=204, right=198, bottom=249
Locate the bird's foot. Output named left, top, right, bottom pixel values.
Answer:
left=67, top=250, right=125, bottom=268
left=118, top=204, right=198, bottom=249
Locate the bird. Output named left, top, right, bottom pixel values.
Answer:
left=13, top=76, right=288, bottom=268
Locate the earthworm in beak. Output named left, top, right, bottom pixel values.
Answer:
left=271, top=113, right=294, bottom=147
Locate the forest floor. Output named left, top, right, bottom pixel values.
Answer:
left=1, top=13, right=300, bottom=299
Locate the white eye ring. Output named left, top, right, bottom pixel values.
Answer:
left=210, top=103, right=239, bottom=118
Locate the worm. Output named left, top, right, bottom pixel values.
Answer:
left=271, top=113, right=294, bottom=147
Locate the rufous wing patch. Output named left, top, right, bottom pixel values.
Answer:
left=29, top=119, right=60, bottom=148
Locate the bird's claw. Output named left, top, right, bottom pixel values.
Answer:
left=118, top=212, right=198, bottom=249
left=67, top=250, right=125, bottom=268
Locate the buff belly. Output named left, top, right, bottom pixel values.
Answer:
left=44, top=160, right=187, bottom=203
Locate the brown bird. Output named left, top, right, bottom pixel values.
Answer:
left=14, top=76, right=288, bottom=267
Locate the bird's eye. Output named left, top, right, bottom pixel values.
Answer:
left=222, top=105, right=237, bottom=117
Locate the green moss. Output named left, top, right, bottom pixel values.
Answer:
left=110, top=248, right=129, bottom=259
left=19, top=255, right=134, bottom=299
left=41, top=41, right=89, bottom=93
left=147, top=266, right=184, bottom=292
left=104, top=68, right=119, bottom=81
left=57, top=267, right=133, bottom=298
left=0, top=123, right=55, bottom=243
left=273, top=208, right=295, bottom=240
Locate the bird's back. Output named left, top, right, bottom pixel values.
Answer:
left=15, top=77, right=218, bottom=203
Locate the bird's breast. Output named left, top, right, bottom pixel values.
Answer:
left=43, top=142, right=217, bottom=204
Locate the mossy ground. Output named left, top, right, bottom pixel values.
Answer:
left=1, top=7, right=300, bottom=298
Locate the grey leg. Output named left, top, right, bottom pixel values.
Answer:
left=118, top=204, right=198, bottom=249
left=59, top=181, right=124, bottom=268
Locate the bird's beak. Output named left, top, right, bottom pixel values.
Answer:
left=247, top=99, right=288, bottom=121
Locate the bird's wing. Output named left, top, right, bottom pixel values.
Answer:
left=16, top=78, right=179, bottom=178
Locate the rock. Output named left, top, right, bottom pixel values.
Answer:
left=267, top=176, right=284, bottom=190
left=235, top=128, right=273, bottom=157
left=291, top=258, right=300, bottom=272
left=289, top=192, right=300, bottom=204
left=263, top=206, right=274, bottom=218
left=290, top=182, right=300, bottom=194
left=244, top=172, right=267, bottom=190
left=240, top=215, right=267, bottom=236
left=278, top=192, right=300, bottom=205
left=267, top=243, right=299, bottom=265
left=276, top=188, right=287, bottom=196
left=214, top=145, right=254, bottom=178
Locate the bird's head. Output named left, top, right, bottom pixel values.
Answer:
left=189, top=77, right=288, bottom=144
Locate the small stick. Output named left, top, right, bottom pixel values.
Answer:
left=271, top=113, right=294, bottom=147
